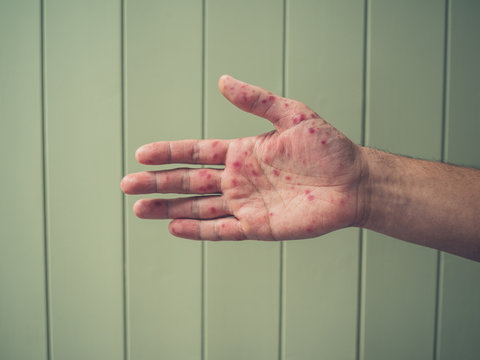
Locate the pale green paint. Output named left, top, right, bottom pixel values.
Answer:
left=124, top=1, right=203, bottom=359
left=0, top=1, right=479, bottom=359
left=0, top=1, right=48, bottom=359
left=44, top=1, right=124, bottom=359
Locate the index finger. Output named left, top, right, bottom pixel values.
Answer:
left=135, top=139, right=231, bottom=165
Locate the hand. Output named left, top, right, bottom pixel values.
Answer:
left=121, top=75, right=368, bottom=241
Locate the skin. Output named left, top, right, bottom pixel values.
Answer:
left=121, top=75, right=480, bottom=262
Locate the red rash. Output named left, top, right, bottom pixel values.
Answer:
left=321, top=140, right=327, bottom=145
left=251, top=170, right=259, bottom=176
left=308, top=128, right=315, bottom=134
left=232, top=179, right=238, bottom=186
left=273, top=169, right=280, bottom=176
left=209, top=207, right=217, bottom=214
left=286, top=176, right=291, bottom=181
left=233, top=161, right=241, bottom=168
left=308, top=195, right=315, bottom=201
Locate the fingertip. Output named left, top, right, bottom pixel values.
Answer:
left=133, top=199, right=147, bottom=218
left=135, top=146, right=145, bottom=163
left=218, top=74, right=231, bottom=95
left=121, top=174, right=135, bottom=194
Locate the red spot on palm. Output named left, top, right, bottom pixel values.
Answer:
left=273, top=169, right=280, bottom=176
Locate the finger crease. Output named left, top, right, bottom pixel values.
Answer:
left=154, top=172, right=159, bottom=193
left=250, top=93, right=261, bottom=112
left=192, top=142, right=200, bottom=163
left=167, top=142, right=172, bottom=163
left=192, top=197, right=199, bottom=218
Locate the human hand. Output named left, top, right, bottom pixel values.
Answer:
left=121, top=75, right=368, bottom=241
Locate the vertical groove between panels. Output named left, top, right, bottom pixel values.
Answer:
left=40, top=0, right=52, bottom=359
left=201, top=0, right=206, bottom=359
left=433, top=1, right=450, bottom=359
left=357, top=1, right=369, bottom=360
left=279, top=1, right=287, bottom=359
left=121, top=0, right=128, bottom=359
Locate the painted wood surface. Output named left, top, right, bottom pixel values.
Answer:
left=44, top=1, right=124, bottom=358
left=0, top=1, right=48, bottom=359
left=0, top=1, right=478, bottom=359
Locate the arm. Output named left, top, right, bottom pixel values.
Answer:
left=121, top=75, right=480, bottom=262
left=359, top=147, right=480, bottom=262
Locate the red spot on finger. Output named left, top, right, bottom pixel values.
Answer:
left=305, top=190, right=311, bottom=194
left=209, top=207, right=217, bottom=214
left=261, top=99, right=268, bottom=104
left=241, top=84, right=247, bottom=89
left=199, top=186, right=206, bottom=192
left=207, top=174, right=212, bottom=179
left=308, top=195, right=315, bottom=201
left=269, top=212, right=274, bottom=217
left=308, top=128, right=315, bottom=134
left=321, top=140, right=326, bottom=145
left=307, top=227, right=313, bottom=233
left=286, top=176, right=291, bottom=181
left=233, top=161, right=241, bottom=168
left=273, top=169, right=280, bottom=176
left=221, top=223, right=226, bottom=228
left=300, top=113, right=306, bottom=121
left=284, top=103, right=289, bottom=108
left=232, top=179, right=238, bottom=186
left=212, top=141, right=219, bottom=147
left=268, top=95, right=275, bottom=102
left=251, top=170, right=259, bottom=176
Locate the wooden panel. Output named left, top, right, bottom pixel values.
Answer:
left=284, top=0, right=364, bottom=358
left=437, top=0, right=480, bottom=359
left=204, top=0, right=283, bottom=358
left=0, top=1, right=48, bottom=359
left=362, top=1, right=445, bottom=359
left=44, top=1, right=124, bottom=358
left=124, top=1, right=203, bottom=359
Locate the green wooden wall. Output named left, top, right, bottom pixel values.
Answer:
left=1, top=0, right=479, bottom=359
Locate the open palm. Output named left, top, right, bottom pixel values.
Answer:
left=121, top=76, right=367, bottom=240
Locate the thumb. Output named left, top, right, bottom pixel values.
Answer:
left=218, top=75, right=320, bottom=132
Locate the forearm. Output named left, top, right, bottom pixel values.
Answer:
left=359, top=147, right=480, bottom=262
